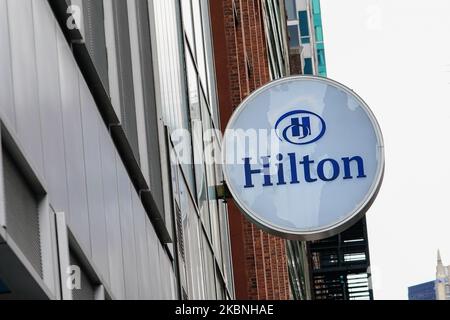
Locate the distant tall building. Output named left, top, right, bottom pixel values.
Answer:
left=284, top=0, right=373, bottom=300
left=408, top=251, right=450, bottom=300
left=285, top=0, right=326, bottom=76
left=436, top=250, right=450, bottom=300
left=408, top=281, right=436, bottom=300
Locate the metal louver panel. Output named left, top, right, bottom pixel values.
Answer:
left=175, top=203, right=185, bottom=262
left=3, top=151, right=42, bottom=278
left=82, top=0, right=110, bottom=92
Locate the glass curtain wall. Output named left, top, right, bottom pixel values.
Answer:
left=67, top=0, right=234, bottom=300
left=154, top=0, right=235, bottom=299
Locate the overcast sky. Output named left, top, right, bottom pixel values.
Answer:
left=320, top=0, right=450, bottom=299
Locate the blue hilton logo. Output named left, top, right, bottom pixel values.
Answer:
left=275, top=110, right=326, bottom=145
left=243, top=110, right=367, bottom=188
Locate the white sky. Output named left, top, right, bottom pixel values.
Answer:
left=320, top=0, right=450, bottom=299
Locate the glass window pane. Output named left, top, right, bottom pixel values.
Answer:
left=181, top=0, right=195, bottom=47
left=200, top=0, right=219, bottom=121
left=304, top=57, right=313, bottom=75
left=202, top=102, right=222, bottom=266
left=202, top=234, right=217, bottom=299
left=312, top=0, right=321, bottom=15
left=298, top=10, right=310, bottom=37
left=180, top=177, right=205, bottom=299
left=215, top=271, right=224, bottom=300
left=300, top=36, right=310, bottom=44
left=317, top=48, right=326, bottom=66
left=288, top=25, right=300, bottom=47
left=199, top=94, right=213, bottom=237
left=315, top=25, right=323, bottom=42
left=192, top=0, right=208, bottom=92
left=186, top=49, right=201, bottom=199
left=284, top=0, right=297, bottom=20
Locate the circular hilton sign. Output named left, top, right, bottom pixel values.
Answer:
left=222, top=76, right=384, bottom=241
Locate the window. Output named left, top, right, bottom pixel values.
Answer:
left=317, top=48, right=326, bottom=67
left=200, top=0, right=220, bottom=123
left=185, top=198, right=205, bottom=299
left=215, top=163, right=233, bottom=294
left=198, top=93, right=212, bottom=237
left=181, top=0, right=195, bottom=46
left=186, top=48, right=211, bottom=225
left=344, top=253, right=367, bottom=262
left=263, top=2, right=281, bottom=79
left=288, top=25, right=300, bottom=47
left=315, top=25, right=323, bottom=42
left=298, top=10, right=311, bottom=44
left=312, top=0, right=322, bottom=15
left=317, top=45, right=327, bottom=76
left=169, top=152, right=189, bottom=299
left=215, top=267, right=225, bottom=299
left=284, top=0, right=297, bottom=20
left=202, top=115, right=222, bottom=268
left=298, top=11, right=310, bottom=36
left=304, top=58, right=313, bottom=75
left=0, top=279, right=10, bottom=295
left=192, top=0, right=208, bottom=92
left=153, top=0, right=195, bottom=193
left=201, top=234, right=217, bottom=299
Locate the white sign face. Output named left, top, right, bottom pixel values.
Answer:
left=222, top=76, right=384, bottom=240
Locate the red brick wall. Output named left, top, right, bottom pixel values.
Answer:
left=210, top=0, right=290, bottom=300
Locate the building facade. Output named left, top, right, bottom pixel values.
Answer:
left=408, top=251, right=450, bottom=300
left=408, top=281, right=436, bottom=300
left=436, top=250, right=450, bottom=300
left=284, top=0, right=373, bottom=300
left=0, top=0, right=233, bottom=300
left=285, top=0, right=326, bottom=76
left=210, top=0, right=292, bottom=300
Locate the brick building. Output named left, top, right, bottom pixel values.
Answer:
left=210, top=0, right=291, bottom=300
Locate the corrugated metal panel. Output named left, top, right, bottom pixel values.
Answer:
left=115, top=153, right=139, bottom=299
left=0, top=0, right=16, bottom=129
left=145, top=218, right=158, bottom=299
left=32, top=0, right=69, bottom=213
left=56, top=30, right=92, bottom=255
left=99, top=123, right=125, bottom=299
left=7, top=0, right=44, bottom=174
left=0, top=0, right=179, bottom=300
left=79, top=77, right=110, bottom=283
left=159, top=244, right=176, bottom=299
left=131, top=191, right=150, bottom=299
left=3, top=150, right=42, bottom=277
